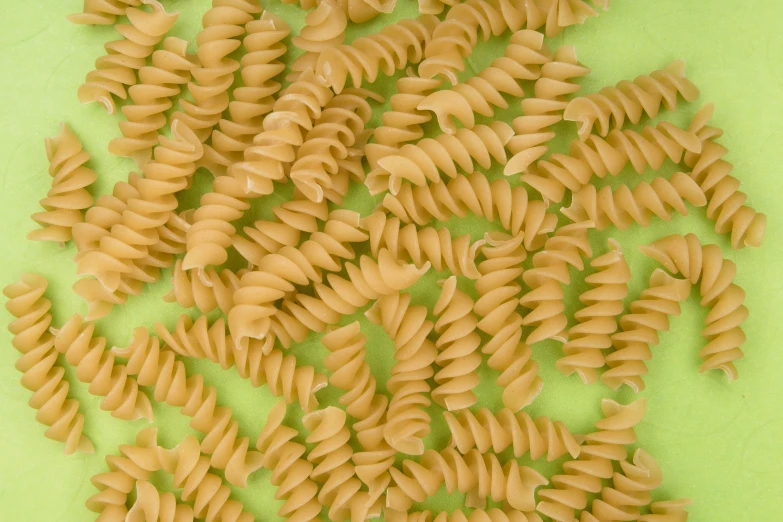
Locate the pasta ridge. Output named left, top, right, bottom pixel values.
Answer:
left=68, top=0, right=142, bottom=25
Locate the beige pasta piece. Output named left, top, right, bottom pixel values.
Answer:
left=684, top=103, right=767, bottom=248
left=558, top=240, right=631, bottom=384
left=581, top=397, right=647, bottom=462
left=290, top=0, right=347, bottom=80
left=172, top=0, right=262, bottom=142
left=564, top=60, right=700, bottom=141
left=640, top=233, right=748, bottom=379
left=78, top=0, right=178, bottom=114
left=588, top=449, right=663, bottom=521
left=366, top=292, right=437, bottom=455
left=382, top=171, right=557, bottom=252
left=3, top=274, right=94, bottom=455
left=638, top=499, right=693, bottom=522
left=386, top=508, right=544, bottom=522
left=125, top=481, right=195, bottom=522
left=109, top=37, right=198, bottom=166
left=520, top=221, right=594, bottom=345
left=28, top=123, right=97, bottom=243
left=602, top=269, right=692, bottom=392
left=279, top=0, right=395, bottom=22
left=444, top=408, right=582, bottom=460
left=163, top=259, right=246, bottom=315
left=535, top=0, right=608, bottom=38
left=365, top=122, right=514, bottom=196
left=68, top=0, right=142, bottom=25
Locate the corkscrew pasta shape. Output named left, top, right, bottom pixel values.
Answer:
left=289, top=0, right=347, bottom=80
left=587, top=448, right=663, bottom=521
left=28, top=123, right=96, bottom=243
left=68, top=0, right=142, bottom=25
left=386, top=508, right=545, bottom=522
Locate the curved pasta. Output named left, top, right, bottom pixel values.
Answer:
left=172, top=0, right=261, bottom=142
left=290, top=0, right=347, bottom=80
left=382, top=171, right=558, bottom=251
left=68, top=0, right=141, bottom=25
left=78, top=0, right=178, bottom=114
left=582, top=397, right=647, bottom=462
left=638, top=499, right=693, bottom=522
left=28, top=123, right=96, bottom=243
left=535, top=0, right=607, bottom=38
left=109, top=37, right=197, bottom=166
left=366, top=292, right=436, bottom=455
left=474, top=233, right=543, bottom=411
left=602, top=269, right=692, bottom=392
left=444, top=408, right=582, bottom=461
left=3, top=274, right=93, bottom=455
left=588, top=449, right=663, bottom=521
left=126, top=481, right=195, bottom=522
left=365, top=122, right=514, bottom=196
left=557, top=240, right=631, bottom=384
left=163, top=259, right=246, bottom=315
left=564, top=60, right=700, bottom=141
left=417, top=30, right=551, bottom=134
left=386, top=508, right=543, bottom=522
left=561, top=172, right=707, bottom=230
left=640, top=233, right=748, bottom=379
left=520, top=221, right=594, bottom=345
left=684, top=103, right=767, bottom=248
left=521, top=119, right=703, bottom=203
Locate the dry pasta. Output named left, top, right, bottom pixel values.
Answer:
left=536, top=0, right=607, bottom=38
left=125, top=481, right=195, bottom=522
left=28, top=123, right=97, bottom=243
left=386, top=508, right=544, bottom=522
left=163, top=259, right=247, bottom=315
left=638, top=499, right=693, bottom=522
left=68, top=0, right=142, bottom=25
left=289, top=0, right=347, bottom=81
left=587, top=449, right=663, bottom=521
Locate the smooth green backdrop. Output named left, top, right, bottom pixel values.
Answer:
left=1, top=1, right=781, bottom=521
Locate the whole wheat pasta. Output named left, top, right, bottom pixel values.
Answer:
left=289, top=0, right=347, bottom=81
left=68, top=0, right=142, bottom=25
left=78, top=0, right=178, bottom=114
left=3, top=274, right=94, bottom=455
left=28, top=123, right=97, bottom=243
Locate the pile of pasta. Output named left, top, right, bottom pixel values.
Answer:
left=4, top=0, right=766, bottom=520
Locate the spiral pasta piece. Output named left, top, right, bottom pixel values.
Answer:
left=255, top=401, right=322, bottom=522
left=366, top=292, right=436, bottom=455
left=520, top=221, right=594, bottom=345
left=444, top=408, right=582, bottom=461
left=68, top=0, right=141, bottom=25
left=558, top=240, right=631, bottom=384
left=522, top=119, right=703, bottom=203
left=125, top=481, right=196, bottom=522
left=163, top=259, right=246, bottom=315
left=418, top=30, right=551, bottom=135
left=638, top=499, right=692, bottom=522
left=109, top=37, right=197, bottom=166
left=78, top=0, right=178, bottom=114
left=602, top=269, right=692, bottom=392
left=315, top=15, right=439, bottom=93
left=387, top=509, right=544, bottom=522
left=381, top=171, right=557, bottom=251
left=588, top=449, right=663, bottom=521
left=290, top=0, right=347, bottom=80
left=28, top=123, right=97, bottom=243
left=365, top=121, right=514, bottom=196
left=640, top=233, right=748, bottom=379
left=474, top=233, right=542, bottom=411
left=564, top=60, right=700, bottom=141
left=582, top=397, right=647, bottom=463
left=535, top=0, right=608, bottom=38
left=282, top=0, right=395, bottom=23
left=3, top=274, right=93, bottom=455
left=684, top=103, right=767, bottom=248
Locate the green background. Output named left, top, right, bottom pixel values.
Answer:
left=1, top=0, right=782, bottom=520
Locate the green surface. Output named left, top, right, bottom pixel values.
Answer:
left=1, top=1, right=782, bottom=521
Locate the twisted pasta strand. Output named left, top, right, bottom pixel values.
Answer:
left=588, top=449, right=663, bottom=521
left=386, top=508, right=544, bottom=522
left=78, top=0, right=178, bottom=114
left=535, top=0, right=607, bottom=38
left=28, top=123, right=97, bottom=243
left=127, top=481, right=195, bottom=522
left=164, top=259, right=246, bottom=315
left=290, top=0, right=347, bottom=80
left=638, top=499, right=693, bottom=522
left=557, top=240, right=631, bottom=384
left=68, top=0, right=141, bottom=25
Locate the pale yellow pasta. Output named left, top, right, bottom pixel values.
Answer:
left=28, top=123, right=97, bottom=243
left=638, top=499, right=693, bottom=522
left=68, top=0, right=141, bottom=25
left=109, top=37, right=197, bottom=166
left=164, top=259, right=246, bottom=315
left=588, top=449, right=663, bottom=521
left=78, top=0, right=178, bottom=114
left=582, top=397, right=647, bottom=462
left=386, top=508, right=544, bottom=522
left=280, top=0, right=395, bottom=23
left=3, top=274, right=94, bottom=455
left=290, top=0, right=347, bottom=81
left=535, top=0, right=608, bottom=38
left=126, top=481, right=195, bottom=522
left=564, top=60, right=700, bottom=141
left=558, top=240, right=631, bottom=384
left=640, top=233, right=748, bottom=379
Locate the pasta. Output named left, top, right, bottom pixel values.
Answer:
left=557, top=240, right=631, bottom=384
left=163, top=259, right=247, bottom=315
left=564, top=60, right=700, bottom=140
left=78, top=0, right=178, bottom=114
left=365, top=292, right=436, bottom=455
left=639, top=233, right=748, bottom=379
left=3, top=274, right=93, bottom=455
left=587, top=449, right=662, bottom=521
left=28, top=123, right=97, bottom=243
left=386, top=508, right=543, bottom=522
left=638, top=499, right=693, bottom=522
left=536, top=0, right=607, bottom=38
left=68, top=0, right=142, bottom=25
left=289, top=0, right=347, bottom=81
left=125, top=481, right=195, bottom=522
left=109, top=37, right=198, bottom=166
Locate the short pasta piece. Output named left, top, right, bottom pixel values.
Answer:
left=289, top=0, right=347, bottom=81
left=68, top=0, right=141, bottom=25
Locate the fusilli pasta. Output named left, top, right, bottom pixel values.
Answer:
left=290, top=0, right=347, bottom=81
left=68, top=0, right=142, bottom=25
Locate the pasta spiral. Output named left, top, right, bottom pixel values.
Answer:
left=431, top=276, right=482, bottom=410
left=172, top=0, right=262, bottom=142
left=109, top=37, right=197, bottom=166
left=474, top=233, right=542, bottom=411
left=536, top=0, right=608, bottom=38
left=125, top=481, right=195, bottom=522
left=365, top=122, right=514, bottom=196
left=640, top=233, right=748, bottom=379
left=684, top=103, right=767, bottom=248
left=255, top=401, right=322, bottom=522
left=444, top=408, right=582, bottom=461
left=78, top=0, right=178, bottom=114
left=28, top=123, right=97, bottom=243
left=521, top=120, right=703, bottom=203
left=557, top=240, right=631, bottom=384
left=381, top=171, right=558, bottom=251
left=588, top=449, right=663, bottom=521
left=638, top=499, right=693, bottom=522
left=163, top=259, right=247, bottom=315
left=520, top=221, right=594, bottom=345
left=3, top=274, right=94, bottom=455
left=602, top=268, right=692, bottom=392
left=564, top=60, right=700, bottom=141
left=290, top=0, right=347, bottom=80
left=366, top=292, right=436, bottom=455
left=417, top=30, right=551, bottom=135
left=67, top=0, right=141, bottom=25
left=386, top=508, right=544, bottom=522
